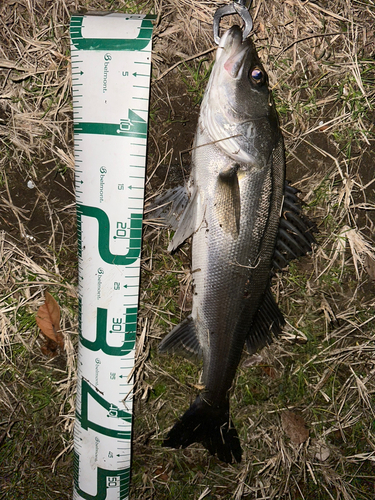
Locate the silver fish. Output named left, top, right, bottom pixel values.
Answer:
left=153, top=25, right=314, bottom=463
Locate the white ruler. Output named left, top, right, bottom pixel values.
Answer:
left=70, top=13, right=154, bottom=500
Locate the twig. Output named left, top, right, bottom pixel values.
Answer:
left=155, top=46, right=216, bottom=81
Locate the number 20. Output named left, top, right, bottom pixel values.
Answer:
left=116, top=221, right=127, bottom=238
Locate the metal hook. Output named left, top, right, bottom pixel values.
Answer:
left=213, top=0, right=253, bottom=45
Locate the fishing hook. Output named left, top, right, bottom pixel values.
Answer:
left=213, top=0, right=254, bottom=45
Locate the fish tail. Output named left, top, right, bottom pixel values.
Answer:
left=163, top=395, right=242, bottom=463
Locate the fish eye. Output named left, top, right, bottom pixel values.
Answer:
left=250, top=67, right=264, bottom=84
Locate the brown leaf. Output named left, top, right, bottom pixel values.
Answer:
left=260, top=365, right=278, bottom=379
left=154, top=466, right=169, bottom=482
left=281, top=410, right=309, bottom=444
left=242, top=354, right=278, bottom=378
left=36, top=291, right=64, bottom=356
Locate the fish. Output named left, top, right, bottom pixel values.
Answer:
left=148, top=25, right=315, bottom=463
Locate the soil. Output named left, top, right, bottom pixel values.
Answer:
left=148, top=71, right=200, bottom=190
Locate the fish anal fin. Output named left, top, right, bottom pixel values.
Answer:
left=246, top=287, right=285, bottom=354
left=159, top=316, right=202, bottom=359
left=215, top=164, right=241, bottom=237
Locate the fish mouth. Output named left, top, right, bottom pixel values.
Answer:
left=217, top=25, right=251, bottom=79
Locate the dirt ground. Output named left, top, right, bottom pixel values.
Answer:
left=0, top=0, right=375, bottom=499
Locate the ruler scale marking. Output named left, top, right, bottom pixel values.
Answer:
left=70, top=13, right=154, bottom=500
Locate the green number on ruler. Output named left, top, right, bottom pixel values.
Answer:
left=70, top=16, right=153, bottom=51
left=77, top=205, right=142, bottom=265
left=74, top=452, right=130, bottom=500
left=79, top=379, right=132, bottom=438
left=74, top=110, right=147, bottom=138
left=79, top=305, right=137, bottom=356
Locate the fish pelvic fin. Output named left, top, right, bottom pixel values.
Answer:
left=144, top=185, right=189, bottom=231
left=215, top=164, right=241, bottom=238
left=144, top=183, right=201, bottom=252
left=163, top=395, right=242, bottom=464
left=159, top=316, right=202, bottom=359
left=168, top=185, right=200, bottom=252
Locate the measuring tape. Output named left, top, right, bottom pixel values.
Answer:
left=70, top=13, right=154, bottom=500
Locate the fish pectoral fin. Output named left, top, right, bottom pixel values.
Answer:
left=246, top=287, right=285, bottom=354
left=144, top=184, right=189, bottom=231
left=159, top=316, right=203, bottom=359
left=215, top=164, right=241, bottom=237
left=167, top=186, right=200, bottom=252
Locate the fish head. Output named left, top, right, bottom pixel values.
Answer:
left=200, top=25, right=280, bottom=165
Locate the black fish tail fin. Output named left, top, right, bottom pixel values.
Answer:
left=163, top=395, right=242, bottom=463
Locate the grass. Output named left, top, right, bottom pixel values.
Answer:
left=179, top=59, right=214, bottom=105
left=1, top=0, right=375, bottom=499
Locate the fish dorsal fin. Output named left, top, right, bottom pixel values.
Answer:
left=215, top=164, right=241, bottom=238
left=159, top=316, right=203, bottom=359
left=246, top=287, right=285, bottom=354
left=272, top=181, right=316, bottom=271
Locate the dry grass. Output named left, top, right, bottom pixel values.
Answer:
left=0, top=0, right=374, bottom=499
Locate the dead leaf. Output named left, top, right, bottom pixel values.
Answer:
left=242, top=353, right=263, bottom=368
left=242, top=355, right=278, bottom=378
left=260, top=365, right=278, bottom=379
left=192, top=383, right=205, bottom=391
left=154, top=466, right=169, bottom=482
left=313, top=440, right=331, bottom=462
left=36, top=291, right=64, bottom=356
left=364, top=254, right=375, bottom=281
left=281, top=410, right=309, bottom=444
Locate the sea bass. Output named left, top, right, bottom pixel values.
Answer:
left=152, top=25, right=314, bottom=463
